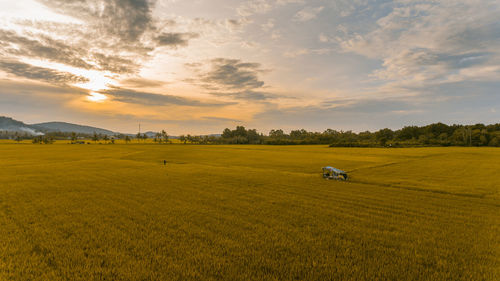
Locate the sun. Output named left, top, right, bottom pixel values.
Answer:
left=87, top=92, right=108, bottom=102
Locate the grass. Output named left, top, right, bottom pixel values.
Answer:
left=0, top=143, right=498, bottom=280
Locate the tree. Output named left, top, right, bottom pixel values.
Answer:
left=397, top=126, right=420, bottom=140
left=92, top=132, right=99, bottom=143
left=161, top=130, right=169, bottom=143
left=125, top=135, right=131, bottom=144
left=71, top=132, right=77, bottom=143
left=136, top=132, right=142, bottom=142
left=247, top=129, right=260, bottom=144
left=103, top=135, right=109, bottom=143
left=234, top=126, right=247, bottom=137
left=222, top=128, right=232, bottom=139
left=376, top=128, right=394, bottom=146
left=179, top=135, right=186, bottom=144
left=142, top=133, right=148, bottom=142
left=43, top=136, right=54, bottom=144
left=488, top=137, right=499, bottom=147
left=269, top=129, right=285, bottom=139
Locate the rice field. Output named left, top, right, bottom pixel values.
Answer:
left=0, top=143, right=498, bottom=280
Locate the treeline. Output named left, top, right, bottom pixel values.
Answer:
left=3, top=123, right=499, bottom=147
left=0, top=130, right=97, bottom=141
left=211, top=123, right=500, bottom=147
left=0, top=130, right=171, bottom=144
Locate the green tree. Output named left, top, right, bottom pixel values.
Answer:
left=179, top=135, right=186, bottom=144
left=161, top=130, right=169, bottom=143
left=488, top=137, right=499, bottom=147
left=71, top=132, right=77, bottom=143
left=269, top=129, right=285, bottom=139
left=222, top=128, right=232, bottom=138
left=92, top=132, right=99, bottom=143
left=376, top=128, right=394, bottom=146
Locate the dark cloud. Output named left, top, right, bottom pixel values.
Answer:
left=199, top=58, right=265, bottom=91
left=37, top=0, right=156, bottom=43
left=201, top=116, right=242, bottom=122
left=0, top=29, right=140, bottom=74
left=90, top=52, right=138, bottom=74
left=119, top=77, right=166, bottom=88
left=0, top=60, right=89, bottom=84
left=36, top=0, right=197, bottom=50
left=156, top=32, right=199, bottom=47
left=101, top=87, right=234, bottom=107
left=0, top=0, right=199, bottom=81
left=0, top=29, right=94, bottom=70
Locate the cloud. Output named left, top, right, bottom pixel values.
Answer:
left=37, top=0, right=156, bottom=43
left=210, top=90, right=276, bottom=101
left=90, top=53, right=139, bottom=74
left=156, top=32, right=199, bottom=47
left=283, top=48, right=333, bottom=58
left=293, top=6, right=324, bottom=22
left=0, top=59, right=89, bottom=84
left=237, top=0, right=273, bottom=17
left=119, top=77, right=166, bottom=88
left=201, top=116, right=242, bottom=123
left=0, top=28, right=142, bottom=74
left=276, top=0, right=305, bottom=5
left=0, top=29, right=94, bottom=70
left=0, top=0, right=204, bottom=90
left=373, top=48, right=495, bottom=82
left=237, top=0, right=305, bottom=17
left=329, top=0, right=500, bottom=96
left=261, top=19, right=275, bottom=32
left=318, top=33, right=330, bottom=43
left=101, top=87, right=233, bottom=107
left=196, top=58, right=266, bottom=91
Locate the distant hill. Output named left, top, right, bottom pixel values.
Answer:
left=1, top=116, right=186, bottom=137
left=32, top=122, right=115, bottom=135
left=0, top=116, right=43, bottom=135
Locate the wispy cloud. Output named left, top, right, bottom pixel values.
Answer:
left=188, top=58, right=266, bottom=91
left=0, top=59, right=89, bottom=84
left=101, top=87, right=233, bottom=107
left=293, top=6, right=324, bottom=22
left=337, top=1, right=500, bottom=86
left=156, top=32, right=199, bottom=48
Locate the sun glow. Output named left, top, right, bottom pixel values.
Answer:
left=87, top=92, right=108, bottom=102
left=20, top=58, right=117, bottom=92
left=74, top=72, right=116, bottom=92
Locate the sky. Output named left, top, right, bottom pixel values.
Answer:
left=0, top=0, right=499, bottom=134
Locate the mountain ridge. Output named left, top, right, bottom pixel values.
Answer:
left=0, top=116, right=115, bottom=135
left=31, top=121, right=115, bottom=135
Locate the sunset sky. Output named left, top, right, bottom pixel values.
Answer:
left=0, top=0, right=499, bottom=134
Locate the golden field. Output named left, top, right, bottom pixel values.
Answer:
left=0, top=143, right=498, bottom=280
